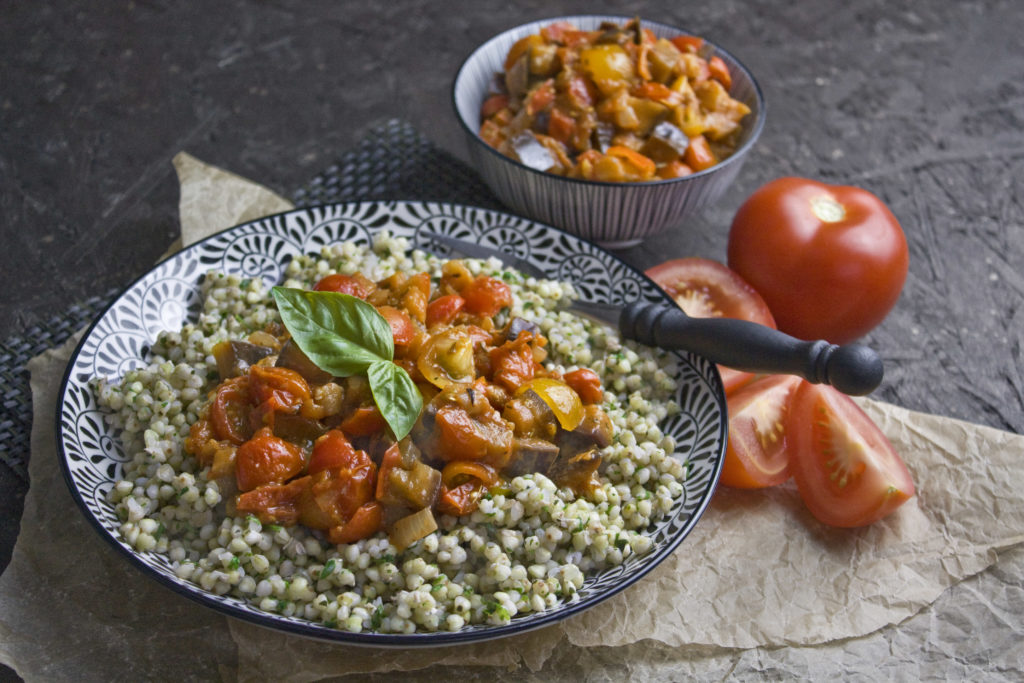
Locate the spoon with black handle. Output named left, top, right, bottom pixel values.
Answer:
left=571, top=299, right=883, bottom=396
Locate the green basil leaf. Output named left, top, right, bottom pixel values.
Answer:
left=271, top=286, right=393, bottom=376
left=367, top=360, right=423, bottom=441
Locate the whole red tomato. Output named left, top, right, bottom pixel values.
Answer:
left=727, top=177, right=908, bottom=344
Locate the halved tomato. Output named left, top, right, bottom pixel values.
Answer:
left=720, top=375, right=803, bottom=488
left=645, top=258, right=776, bottom=395
left=786, top=383, right=914, bottom=527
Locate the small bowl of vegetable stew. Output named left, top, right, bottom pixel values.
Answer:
left=452, top=15, right=765, bottom=248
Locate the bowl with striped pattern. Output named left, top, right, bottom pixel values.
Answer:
left=452, top=15, right=765, bottom=248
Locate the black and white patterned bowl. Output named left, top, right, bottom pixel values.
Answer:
left=57, top=201, right=726, bottom=646
left=452, top=15, right=765, bottom=248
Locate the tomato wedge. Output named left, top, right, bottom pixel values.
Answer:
left=786, top=383, right=914, bottom=527
left=645, top=258, right=777, bottom=395
left=720, top=375, right=802, bottom=488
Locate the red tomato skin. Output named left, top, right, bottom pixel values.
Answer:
left=235, top=427, right=306, bottom=492
left=720, top=375, right=803, bottom=489
left=727, top=177, right=908, bottom=344
left=461, top=276, right=513, bottom=317
left=313, top=273, right=373, bottom=298
left=426, top=294, right=465, bottom=328
left=786, top=383, right=914, bottom=527
left=645, top=258, right=776, bottom=395
left=328, top=501, right=383, bottom=544
left=377, top=305, right=415, bottom=347
left=563, top=368, right=604, bottom=404
left=210, top=376, right=253, bottom=445
left=308, top=429, right=367, bottom=475
left=339, top=405, right=387, bottom=437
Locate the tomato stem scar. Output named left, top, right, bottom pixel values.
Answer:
left=810, top=195, right=846, bottom=223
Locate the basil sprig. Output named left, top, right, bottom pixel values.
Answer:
left=271, top=286, right=422, bottom=440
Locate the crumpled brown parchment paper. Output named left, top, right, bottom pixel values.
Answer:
left=2, top=152, right=1022, bottom=681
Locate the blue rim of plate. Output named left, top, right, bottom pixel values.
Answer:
left=56, top=200, right=727, bottom=647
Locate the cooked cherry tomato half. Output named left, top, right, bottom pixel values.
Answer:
left=786, top=383, right=914, bottom=527
left=328, top=501, right=382, bottom=544
left=426, top=294, right=465, bottom=328
left=417, top=325, right=490, bottom=389
left=436, top=482, right=483, bottom=517
left=339, top=405, right=387, bottom=437
left=720, top=375, right=803, bottom=488
left=376, top=305, right=415, bottom=347
left=313, top=273, right=374, bottom=298
left=235, top=427, right=305, bottom=492
left=563, top=368, right=604, bottom=405
left=235, top=476, right=307, bottom=525
left=460, top=275, right=513, bottom=317
left=307, top=429, right=365, bottom=475
left=488, top=331, right=539, bottom=392
left=727, top=177, right=908, bottom=344
left=210, top=376, right=253, bottom=445
left=646, top=258, right=776, bottom=395
left=249, top=365, right=311, bottom=414
left=441, top=461, right=498, bottom=489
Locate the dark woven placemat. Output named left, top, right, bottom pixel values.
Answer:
left=0, top=289, right=122, bottom=480
left=292, top=118, right=502, bottom=209
left=0, top=118, right=500, bottom=482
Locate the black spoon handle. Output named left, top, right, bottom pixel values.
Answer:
left=620, top=301, right=884, bottom=396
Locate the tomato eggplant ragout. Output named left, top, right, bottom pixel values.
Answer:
left=480, top=18, right=751, bottom=182
left=187, top=258, right=615, bottom=551
left=95, top=234, right=686, bottom=633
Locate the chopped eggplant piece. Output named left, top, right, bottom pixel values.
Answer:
left=531, top=110, right=551, bottom=135
left=641, top=121, right=690, bottom=163
left=547, top=447, right=602, bottom=494
left=647, top=38, right=682, bottom=83
left=504, top=437, right=561, bottom=477
left=411, top=400, right=438, bottom=444
left=505, top=53, right=530, bottom=101
left=595, top=21, right=632, bottom=45
left=379, top=460, right=442, bottom=510
left=511, top=132, right=556, bottom=171
left=593, top=121, right=616, bottom=153
left=627, top=16, right=643, bottom=45
left=555, top=404, right=614, bottom=455
left=212, top=340, right=274, bottom=380
left=630, top=98, right=670, bottom=136
left=528, top=43, right=559, bottom=76
left=272, top=413, right=326, bottom=451
left=276, top=338, right=333, bottom=384
left=488, top=71, right=507, bottom=96
left=502, top=388, right=557, bottom=440
left=505, top=317, right=541, bottom=342
left=397, top=436, right=422, bottom=469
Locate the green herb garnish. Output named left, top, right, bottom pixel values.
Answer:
left=319, top=559, right=336, bottom=580
left=271, top=286, right=423, bottom=440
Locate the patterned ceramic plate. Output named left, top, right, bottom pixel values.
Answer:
left=57, top=201, right=726, bottom=645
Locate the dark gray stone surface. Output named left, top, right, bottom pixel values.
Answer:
left=1, top=1, right=1022, bottom=679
